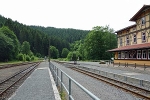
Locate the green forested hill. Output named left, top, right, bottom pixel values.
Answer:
left=0, top=15, right=117, bottom=61
left=0, top=15, right=89, bottom=58
left=0, top=15, right=7, bottom=27
left=30, top=26, right=89, bottom=43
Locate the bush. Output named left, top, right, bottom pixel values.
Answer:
left=67, top=52, right=73, bottom=61
left=31, top=56, right=35, bottom=61
left=26, top=55, right=31, bottom=61
left=36, top=53, right=41, bottom=58
left=17, top=53, right=24, bottom=61
left=23, top=54, right=26, bottom=62
left=29, top=51, right=34, bottom=57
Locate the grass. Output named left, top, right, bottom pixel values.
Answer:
left=0, top=59, right=43, bottom=65
left=58, top=58, right=68, bottom=61
left=60, top=90, right=66, bottom=100
left=0, top=60, right=23, bottom=65
left=57, top=86, right=67, bottom=100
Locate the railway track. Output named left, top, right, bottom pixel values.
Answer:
left=0, top=62, right=40, bottom=99
left=0, top=61, right=40, bottom=69
left=70, top=66, right=150, bottom=100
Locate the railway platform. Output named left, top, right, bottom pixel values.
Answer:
left=9, top=62, right=61, bottom=100
left=77, top=61, right=150, bottom=81
left=74, top=61, right=150, bottom=89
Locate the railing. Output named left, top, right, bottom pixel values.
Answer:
left=113, top=62, right=150, bottom=70
left=49, top=62, right=100, bottom=100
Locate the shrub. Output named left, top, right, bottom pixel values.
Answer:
left=31, top=56, right=35, bottom=61
left=29, top=50, right=34, bottom=57
left=26, top=55, right=31, bottom=61
left=23, top=54, right=26, bottom=62
left=17, top=53, right=24, bottom=61
left=34, top=56, right=38, bottom=61
left=67, top=52, right=73, bottom=61
left=36, top=53, right=41, bottom=58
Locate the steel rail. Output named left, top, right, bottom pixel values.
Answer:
left=71, top=67, right=150, bottom=100
left=0, top=63, right=37, bottom=84
left=0, top=61, right=40, bottom=69
left=0, top=62, right=40, bottom=98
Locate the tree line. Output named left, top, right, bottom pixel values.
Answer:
left=30, top=26, right=89, bottom=43
left=0, top=15, right=117, bottom=62
left=0, top=15, right=90, bottom=61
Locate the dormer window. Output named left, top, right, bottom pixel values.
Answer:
left=142, top=32, right=146, bottom=42
left=141, top=17, right=145, bottom=25
left=126, top=36, right=129, bottom=45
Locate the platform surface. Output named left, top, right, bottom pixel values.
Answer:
left=9, top=62, right=61, bottom=100
left=77, top=61, right=150, bottom=81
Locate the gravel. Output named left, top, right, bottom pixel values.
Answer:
left=0, top=64, right=34, bottom=82
left=52, top=61, right=142, bottom=100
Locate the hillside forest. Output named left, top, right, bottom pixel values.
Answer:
left=0, top=15, right=117, bottom=62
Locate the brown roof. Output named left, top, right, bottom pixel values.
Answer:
left=115, top=24, right=136, bottom=33
left=115, top=5, right=150, bottom=33
left=130, top=5, right=150, bottom=21
left=108, top=42, right=150, bottom=52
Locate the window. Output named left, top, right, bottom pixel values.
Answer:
left=133, top=34, right=137, bottom=43
left=125, top=51, right=129, bottom=59
left=121, top=51, right=125, bottom=59
left=142, top=33, right=146, bottom=42
left=141, top=17, right=145, bottom=25
left=137, top=50, right=141, bottom=59
left=129, top=50, right=136, bottom=59
left=142, top=50, right=147, bottom=59
left=120, top=38, right=122, bottom=46
left=133, top=51, right=136, bottom=59
left=148, top=49, right=150, bottom=59
left=126, top=36, right=129, bottom=45
left=118, top=52, right=121, bottom=59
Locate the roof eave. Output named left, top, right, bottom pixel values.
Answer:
left=129, top=5, right=150, bottom=21
left=108, top=46, right=150, bottom=52
left=115, top=24, right=136, bottom=33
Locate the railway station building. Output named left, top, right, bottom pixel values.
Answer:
left=108, top=5, right=150, bottom=65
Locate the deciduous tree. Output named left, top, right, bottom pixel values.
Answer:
left=61, top=48, right=69, bottom=58
left=49, top=46, right=59, bottom=59
left=0, top=26, right=20, bottom=61
left=84, top=26, right=117, bottom=60
left=21, top=41, right=31, bottom=55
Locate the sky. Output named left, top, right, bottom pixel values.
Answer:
left=0, top=0, right=150, bottom=31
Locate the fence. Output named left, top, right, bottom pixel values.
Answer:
left=49, top=62, right=100, bottom=100
left=113, top=62, right=150, bottom=70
